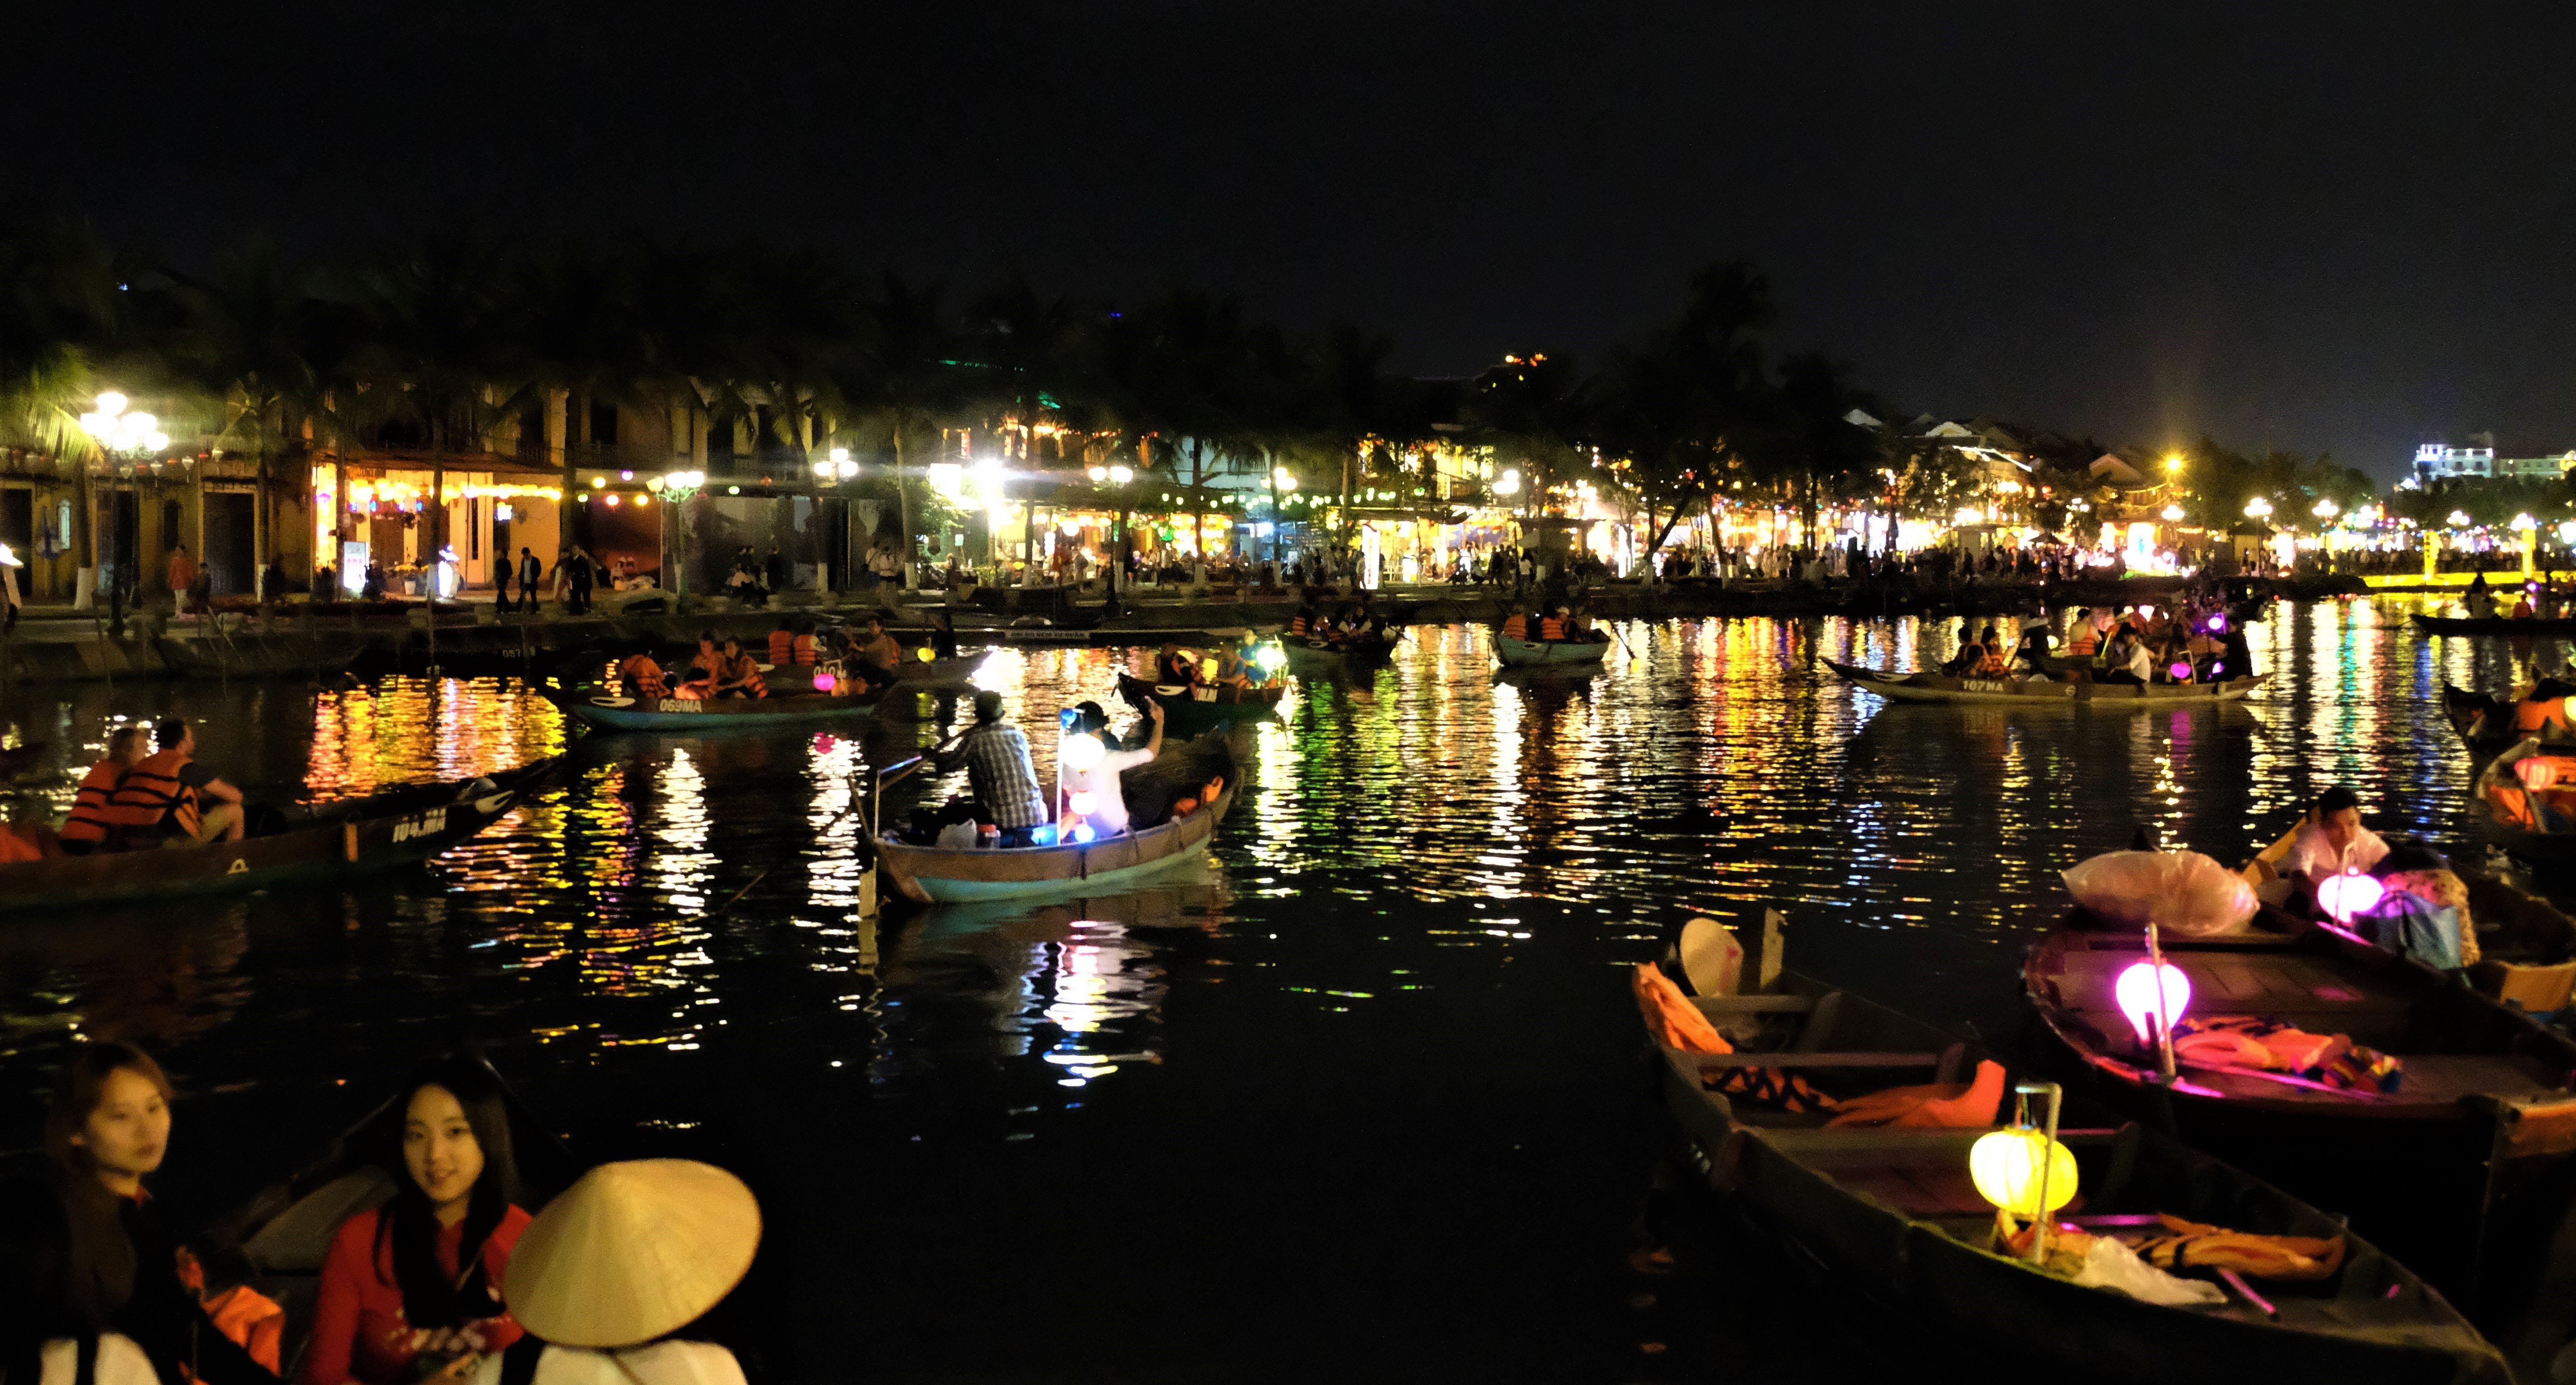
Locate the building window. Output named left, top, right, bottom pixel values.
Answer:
left=161, top=498, right=183, bottom=551
left=589, top=402, right=618, bottom=446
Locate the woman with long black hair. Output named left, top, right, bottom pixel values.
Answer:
left=301, top=1058, right=532, bottom=1385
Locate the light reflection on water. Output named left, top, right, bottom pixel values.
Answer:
left=0, top=594, right=2570, bottom=1376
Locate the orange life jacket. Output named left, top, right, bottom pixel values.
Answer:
left=59, top=759, right=126, bottom=845
left=792, top=633, right=817, bottom=665
left=0, top=824, right=43, bottom=863
left=768, top=631, right=794, bottom=665
left=720, top=652, right=769, bottom=697
left=104, top=748, right=199, bottom=839
left=1538, top=616, right=1568, bottom=640
left=1502, top=614, right=1529, bottom=639
left=2517, top=698, right=2569, bottom=734
left=2070, top=629, right=2099, bottom=656
left=1290, top=615, right=1310, bottom=635
left=619, top=654, right=669, bottom=699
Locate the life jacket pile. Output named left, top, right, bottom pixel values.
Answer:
left=619, top=655, right=669, bottom=699
left=103, top=749, right=199, bottom=841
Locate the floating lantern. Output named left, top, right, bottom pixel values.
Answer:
left=917, top=646, right=935, bottom=663
left=1070, top=823, right=1097, bottom=844
left=813, top=672, right=836, bottom=693
left=2318, top=869, right=2385, bottom=923
left=1069, top=791, right=1098, bottom=816
left=2520, top=758, right=2560, bottom=791
left=1970, top=1127, right=2078, bottom=1218
left=1063, top=733, right=1106, bottom=772
left=2113, top=961, right=2192, bottom=1047
left=1253, top=644, right=1287, bottom=674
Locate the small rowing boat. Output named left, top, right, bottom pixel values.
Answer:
left=1493, top=633, right=1610, bottom=667
left=547, top=683, right=889, bottom=732
left=2444, top=684, right=2522, bottom=767
left=2414, top=613, right=2576, bottom=637
left=2473, top=740, right=2576, bottom=868
left=1113, top=673, right=1284, bottom=734
left=0, top=759, right=557, bottom=912
left=1827, top=660, right=2264, bottom=705
left=1649, top=916, right=2508, bottom=1383
left=1279, top=635, right=1393, bottom=669
left=875, top=779, right=1235, bottom=905
left=2025, top=910, right=2576, bottom=1310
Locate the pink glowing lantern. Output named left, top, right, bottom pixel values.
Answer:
left=813, top=671, right=837, bottom=693
left=2318, top=869, right=2385, bottom=923
left=2114, top=961, right=2191, bottom=1046
left=2169, top=661, right=2193, bottom=680
left=2520, top=757, right=2561, bottom=791
left=2207, top=614, right=2227, bottom=633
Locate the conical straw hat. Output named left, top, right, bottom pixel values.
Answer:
left=504, top=1159, right=761, bottom=1349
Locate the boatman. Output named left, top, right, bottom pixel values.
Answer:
left=102, top=718, right=246, bottom=846
left=2516, top=678, right=2576, bottom=740
left=933, top=690, right=1049, bottom=846
left=1155, top=641, right=1196, bottom=686
left=2272, top=786, right=2392, bottom=901
left=854, top=616, right=905, bottom=686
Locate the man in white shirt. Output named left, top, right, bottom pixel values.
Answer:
left=2277, top=786, right=2391, bottom=888
left=1062, top=699, right=1163, bottom=835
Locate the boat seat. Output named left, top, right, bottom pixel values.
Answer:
left=242, top=1166, right=398, bottom=1273
left=1792, top=992, right=1845, bottom=1051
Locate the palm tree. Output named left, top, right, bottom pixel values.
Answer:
left=167, top=240, right=339, bottom=585
left=0, top=216, right=121, bottom=580
left=846, top=273, right=965, bottom=586
left=347, top=236, right=523, bottom=568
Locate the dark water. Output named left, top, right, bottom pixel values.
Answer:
left=0, top=595, right=2554, bottom=1382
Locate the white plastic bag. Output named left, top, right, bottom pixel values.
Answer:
left=2061, top=850, right=2258, bottom=938
left=2069, top=1235, right=2226, bottom=1307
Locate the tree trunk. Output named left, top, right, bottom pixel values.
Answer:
left=73, top=462, right=94, bottom=608
left=893, top=420, right=915, bottom=590
left=253, top=450, right=270, bottom=600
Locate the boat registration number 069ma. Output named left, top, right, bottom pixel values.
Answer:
left=656, top=700, right=703, bottom=713
left=391, top=809, right=449, bottom=842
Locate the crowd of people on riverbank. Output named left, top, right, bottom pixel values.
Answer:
left=4, top=1041, right=758, bottom=1385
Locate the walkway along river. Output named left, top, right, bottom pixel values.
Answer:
left=0, top=595, right=2544, bottom=1381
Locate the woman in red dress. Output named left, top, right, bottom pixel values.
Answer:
left=301, top=1059, right=533, bottom=1385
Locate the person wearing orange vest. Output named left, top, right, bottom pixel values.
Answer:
left=60, top=726, right=151, bottom=854
left=710, top=638, right=768, bottom=699
left=618, top=652, right=670, bottom=700
left=2516, top=679, right=2576, bottom=738
left=673, top=633, right=722, bottom=699
left=1537, top=610, right=1569, bottom=641
left=1501, top=611, right=1529, bottom=640
left=104, top=719, right=244, bottom=846
left=2067, top=608, right=2100, bottom=659
left=768, top=622, right=796, bottom=667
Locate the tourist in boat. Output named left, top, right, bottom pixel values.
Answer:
left=0, top=1169, right=160, bottom=1385
left=2276, top=786, right=2392, bottom=891
left=925, top=609, right=959, bottom=659
left=1537, top=607, right=1570, bottom=641
left=1500, top=609, right=1529, bottom=641
left=47, top=1042, right=280, bottom=1385
left=853, top=617, right=904, bottom=686
left=305, top=1059, right=532, bottom=1385
left=933, top=691, right=1049, bottom=845
left=1154, top=642, right=1196, bottom=686
left=467, top=1161, right=756, bottom=1385
left=2466, top=572, right=2497, bottom=620
left=709, top=639, right=767, bottom=699
left=2516, top=677, right=2576, bottom=740
left=2066, top=608, right=2099, bottom=660
left=614, top=651, right=668, bottom=701
left=2100, top=630, right=2152, bottom=685
left=1943, top=625, right=1986, bottom=677
left=672, top=634, right=722, bottom=699
left=2512, top=590, right=2537, bottom=620
left=1063, top=700, right=1164, bottom=835
left=766, top=621, right=796, bottom=667
left=102, top=720, right=246, bottom=847
left=1210, top=643, right=1251, bottom=690
left=1290, top=601, right=1317, bottom=639
left=59, top=727, right=150, bottom=856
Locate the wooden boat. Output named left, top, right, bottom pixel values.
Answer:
left=1279, top=635, right=1394, bottom=668
left=1114, top=673, right=1284, bottom=733
left=2472, top=739, right=2576, bottom=869
left=895, top=650, right=991, bottom=686
left=2025, top=913, right=2576, bottom=1310
left=1827, top=660, right=2265, bottom=705
left=159, top=629, right=369, bottom=678
left=0, top=758, right=556, bottom=912
left=548, top=682, right=888, bottom=732
left=1650, top=940, right=2509, bottom=1383
left=1493, top=633, right=1611, bottom=667
left=196, top=1053, right=579, bottom=1364
left=874, top=774, right=1238, bottom=905
left=2445, top=684, right=2522, bottom=767
left=2414, top=613, right=2576, bottom=637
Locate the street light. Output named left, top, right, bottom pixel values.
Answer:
left=2514, top=512, right=2539, bottom=531
left=2243, top=497, right=2273, bottom=519
left=79, top=393, right=168, bottom=456
left=2160, top=504, right=2185, bottom=521
left=2312, top=498, right=2339, bottom=520
left=2164, top=455, right=2184, bottom=473
left=2448, top=510, right=2473, bottom=528
left=812, top=446, right=857, bottom=482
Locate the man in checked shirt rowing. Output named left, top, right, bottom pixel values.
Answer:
left=933, top=689, right=1050, bottom=845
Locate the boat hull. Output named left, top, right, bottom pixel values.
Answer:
left=1114, top=674, right=1284, bottom=733
left=0, top=760, right=555, bottom=911
left=1494, top=634, right=1610, bottom=667
left=2415, top=614, right=2576, bottom=637
left=2472, top=738, right=2576, bottom=866
left=1828, top=660, right=2263, bottom=705
left=875, top=782, right=1236, bottom=904
left=559, top=689, right=883, bottom=731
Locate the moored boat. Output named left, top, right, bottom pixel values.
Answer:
left=2444, top=684, right=2521, bottom=767
left=1827, top=660, right=2264, bottom=705
left=2472, top=739, right=2576, bottom=868
left=547, top=683, right=888, bottom=731
left=1114, top=672, right=1285, bottom=733
left=0, top=758, right=557, bottom=912
left=2024, top=911, right=2576, bottom=1311
left=159, top=630, right=369, bottom=678
left=1493, top=633, right=1610, bottom=667
left=1649, top=930, right=2509, bottom=1383
left=2413, top=613, right=2576, bottom=637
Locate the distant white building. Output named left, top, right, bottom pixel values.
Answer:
left=2413, top=432, right=2572, bottom=484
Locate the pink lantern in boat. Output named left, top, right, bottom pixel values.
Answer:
left=2207, top=614, right=2227, bottom=633
left=2114, top=960, right=2191, bottom=1046
left=813, top=671, right=837, bottom=693
left=2318, top=869, right=2384, bottom=923
left=2168, top=661, right=2192, bottom=680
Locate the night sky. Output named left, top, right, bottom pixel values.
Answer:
left=12, top=2, right=2575, bottom=476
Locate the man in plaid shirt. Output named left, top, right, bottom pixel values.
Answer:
left=935, top=690, right=1049, bottom=844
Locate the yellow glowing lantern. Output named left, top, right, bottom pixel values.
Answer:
left=917, top=646, right=935, bottom=663
left=1969, top=1128, right=2077, bottom=1218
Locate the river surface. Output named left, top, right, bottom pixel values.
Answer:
left=0, top=594, right=2556, bottom=1382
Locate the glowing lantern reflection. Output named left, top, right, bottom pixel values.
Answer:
left=2318, top=870, right=2385, bottom=923
left=1969, top=1128, right=2079, bottom=1218
left=2113, top=961, right=2191, bottom=1046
